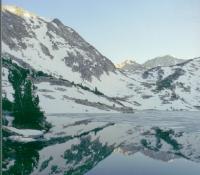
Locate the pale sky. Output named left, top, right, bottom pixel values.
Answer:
left=3, top=0, right=200, bottom=63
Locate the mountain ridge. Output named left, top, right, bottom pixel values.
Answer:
left=116, top=55, right=186, bottom=72
left=2, top=5, right=200, bottom=112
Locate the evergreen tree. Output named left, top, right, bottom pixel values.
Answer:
left=21, top=79, right=44, bottom=129
left=8, top=68, right=45, bottom=129
left=8, top=69, right=25, bottom=116
left=2, top=97, right=13, bottom=111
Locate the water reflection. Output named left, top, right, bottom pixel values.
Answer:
left=3, top=113, right=200, bottom=175
left=3, top=141, right=40, bottom=175
left=86, top=152, right=200, bottom=175
left=62, top=136, right=114, bottom=175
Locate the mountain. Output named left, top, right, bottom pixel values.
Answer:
left=116, top=55, right=185, bottom=73
left=126, top=57, right=200, bottom=111
left=143, top=55, right=184, bottom=69
left=2, top=5, right=134, bottom=113
left=2, top=5, right=115, bottom=82
left=2, top=5, right=200, bottom=112
left=113, top=57, right=200, bottom=111
left=115, top=59, right=145, bottom=73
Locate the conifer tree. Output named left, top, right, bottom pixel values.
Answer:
left=8, top=68, right=44, bottom=129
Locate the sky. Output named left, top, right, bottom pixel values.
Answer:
left=3, top=0, right=200, bottom=63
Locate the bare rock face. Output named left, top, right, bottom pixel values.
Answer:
left=2, top=6, right=115, bottom=82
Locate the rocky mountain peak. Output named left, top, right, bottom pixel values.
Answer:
left=116, top=59, right=138, bottom=68
left=116, top=59, right=145, bottom=72
left=52, top=18, right=63, bottom=26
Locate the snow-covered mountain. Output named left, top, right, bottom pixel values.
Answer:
left=2, top=5, right=115, bottom=82
left=116, top=55, right=185, bottom=73
left=2, top=5, right=134, bottom=113
left=123, top=57, right=200, bottom=111
left=143, top=55, right=185, bottom=69
left=115, top=59, right=145, bottom=73
left=2, top=5, right=200, bottom=112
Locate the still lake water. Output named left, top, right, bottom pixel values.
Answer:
left=3, top=111, right=200, bottom=175
left=87, top=152, right=200, bottom=175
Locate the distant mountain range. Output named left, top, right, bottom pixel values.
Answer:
left=2, top=5, right=200, bottom=112
left=116, top=55, right=185, bottom=72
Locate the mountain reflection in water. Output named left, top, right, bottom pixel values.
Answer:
left=3, top=111, right=200, bottom=175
